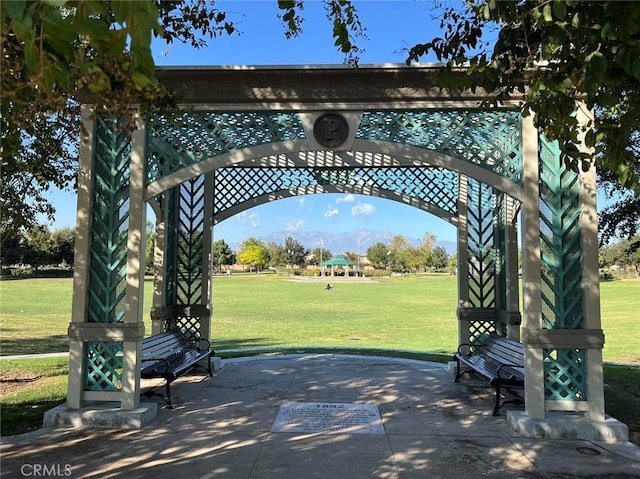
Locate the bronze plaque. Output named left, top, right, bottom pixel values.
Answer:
left=313, top=113, right=349, bottom=148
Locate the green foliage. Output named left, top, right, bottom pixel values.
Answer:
left=144, top=222, right=156, bottom=273
left=0, top=225, right=76, bottom=269
left=22, top=225, right=55, bottom=270
left=599, top=235, right=640, bottom=276
left=50, top=227, right=75, bottom=267
left=236, top=237, right=269, bottom=271
left=431, top=246, right=449, bottom=270
left=1, top=0, right=367, bottom=236
left=366, top=242, right=390, bottom=269
left=406, top=0, right=640, bottom=238
left=0, top=106, right=79, bottom=245
left=213, top=238, right=235, bottom=271
left=0, top=0, right=237, bottom=238
left=283, top=236, right=308, bottom=268
left=277, top=0, right=366, bottom=64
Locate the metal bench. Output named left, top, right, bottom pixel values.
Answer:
left=140, top=330, right=215, bottom=408
left=453, top=333, right=525, bottom=416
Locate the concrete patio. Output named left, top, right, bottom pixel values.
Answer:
left=2, top=354, right=638, bottom=478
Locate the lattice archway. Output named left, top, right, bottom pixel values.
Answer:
left=61, top=66, right=621, bottom=442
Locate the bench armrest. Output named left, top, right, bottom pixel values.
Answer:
left=456, top=343, right=476, bottom=355
left=184, top=334, right=212, bottom=352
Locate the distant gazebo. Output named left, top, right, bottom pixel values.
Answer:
left=322, top=254, right=355, bottom=277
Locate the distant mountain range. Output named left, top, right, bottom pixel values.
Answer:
left=225, top=229, right=457, bottom=255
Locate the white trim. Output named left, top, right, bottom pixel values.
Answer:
left=67, top=106, right=96, bottom=410
left=520, top=115, right=545, bottom=420
left=122, top=113, right=148, bottom=409
left=145, top=140, right=524, bottom=202
left=213, top=184, right=458, bottom=226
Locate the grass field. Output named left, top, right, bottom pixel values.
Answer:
left=0, top=274, right=638, bottom=439
left=0, top=274, right=638, bottom=362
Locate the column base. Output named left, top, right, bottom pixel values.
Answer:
left=507, top=410, right=629, bottom=443
left=44, top=402, right=157, bottom=429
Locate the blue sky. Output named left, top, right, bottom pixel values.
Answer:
left=46, top=1, right=460, bottom=243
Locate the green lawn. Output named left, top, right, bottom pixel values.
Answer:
left=211, top=275, right=459, bottom=353
left=0, top=274, right=638, bottom=363
left=0, top=274, right=638, bottom=439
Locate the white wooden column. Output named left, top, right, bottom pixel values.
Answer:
left=577, top=105, right=606, bottom=422
left=67, top=105, right=96, bottom=409
left=199, top=172, right=215, bottom=342
left=121, top=113, right=148, bottom=410
left=504, top=199, right=521, bottom=341
left=520, top=115, right=545, bottom=419
left=456, top=175, right=471, bottom=348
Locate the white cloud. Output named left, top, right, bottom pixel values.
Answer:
left=351, top=202, right=375, bottom=217
left=324, top=206, right=339, bottom=218
left=237, top=211, right=260, bottom=228
left=286, top=220, right=305, bottom=232
left=336, top=194, right=355, bottom=203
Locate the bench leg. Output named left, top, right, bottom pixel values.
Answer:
left=492, top=385, right=524, bottom=416
left=453, top=357, right=473, bottom=382
left=165, top=381, right=175, bottom=409
left=141, top=382, right=175, bottom=409
left=454, top=357, right=462, bottom=382
left=205, top=355, right=214, bottom=377
left=492, top=384, right=502, bottom=416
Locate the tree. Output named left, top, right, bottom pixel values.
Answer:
left=417, top=233, right=436, bottom=269
left=23, top=225, right=54, bottom=270
left=212, top=239, right=235, bottom=271
left=283, top=236, right=308, bottom=269
left=447, top=252, right=458, bottom=275
left=366, top=242, right=389, bottom=270
left=1, top=0, right=364, bottom=240
left=388, top=235, right=412, bottom=273
left=237, top=237, right=268, bottom=272
left=0, top=227, right=24, bottom=266
left=431, top=246, right=449, bottom=271
left=50, top=227, right=75, bottom=267
left=406, top=1, right=640, bottom=240
left=265, top=241, right=285, bottom=268
left=599, top=235, right=640, bottom=276
left=143, top=222, right=156, bottom=273
left=0, top=108, right=79, bottom=248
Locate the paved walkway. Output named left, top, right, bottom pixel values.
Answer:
left=2, top=354, right=639, bottom=479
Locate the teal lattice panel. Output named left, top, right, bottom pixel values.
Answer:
left=84, top=341, right=123, bottom=392
left=87, top=117, right=131, bottom=323
left=213, top=166, right=458, bottom=218
left=468, top=321, right=497, bottom=344
left=544, top=348, right=587, bottom=401
left=356, top=111, right=522, bottom=183
left=164, top=189, right=179, bottom=306
left=176, top=177, right=205, bottom=306
left=175, top=314, right=202, bottom=341
left=467, top=179, right=496, bottom=309
left=539, top=137, right=584, bottom=329
left=146, top=112, right=306, bottom=182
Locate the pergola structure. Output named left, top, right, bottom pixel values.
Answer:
left=322, top=254, right=356, bottom=277
left=54, top=65, right=628, bottom=441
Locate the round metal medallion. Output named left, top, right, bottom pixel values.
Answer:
left=313, top=113, right=349, bottom=148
